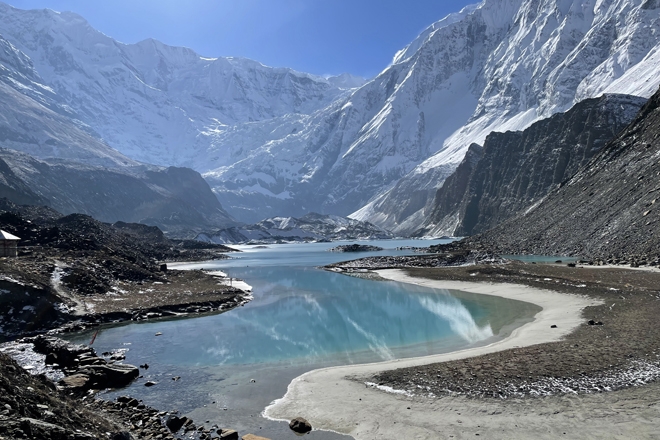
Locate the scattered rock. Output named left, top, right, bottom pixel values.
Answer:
left=289, top=417, right=312, bottom=434
left=220, top=429, right=239, bottom=439
left=144, top=381, right=157, bottom=387
left=551, top=325, right=558, bottom=328
left=242, top=435, right=271, bottom=440
left=165, top=415, right=188, bottom=433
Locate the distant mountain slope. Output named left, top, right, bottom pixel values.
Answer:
left=469, top=85, right=660, bottom=259
left=0, top=35, right=135, bottom=168
left=352, top=0, right=660, bottom=233
left=0, top=149, right=236, bottom=238
left=2, top=1, right=660, bottom=225
left=0, top=2, right=362, bottom=170
left=417, top=93, right=646, bottom=237
left=0, top=156, right=48, bottom=206
left=197, top=212, right=392, bottom=244
left=0, top=32, right=236, bottom=236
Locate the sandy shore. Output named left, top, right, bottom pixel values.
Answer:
left=264, top=269, right=604, bottom=439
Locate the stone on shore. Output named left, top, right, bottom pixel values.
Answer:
left=165, top=415, right=188, bottom=433
left=220, top=429, right=239, bottom=439
left=78, top=363, right=140, bottom=389
left=242, top=434, right=271, bottom=440
left=289, top=417, right=312, bottom=434
left=59, top=373, right=91, bottom=391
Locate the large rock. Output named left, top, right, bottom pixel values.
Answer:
left=19, top=418, right=68, bottom=439
left=59, top=373, right=91, bottom=391
left=220, top=429, right=239, bottom=440
left=165, top=415, right=188, bottom=433
left=30, top=335, right=95, bottom=369
left=289, top=417, right=312, bottom=434
left=78, top=363, right=139, bottom=389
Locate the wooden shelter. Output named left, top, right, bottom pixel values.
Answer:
left=0, top=230, right=20, bottom=257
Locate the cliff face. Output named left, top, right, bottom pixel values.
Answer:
left=414, top=144, right=483, bottom=237
left=420, top=94, right=646, bottom=237
left=470, top=85, right=660, bottom=259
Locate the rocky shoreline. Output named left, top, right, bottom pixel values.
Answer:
left=0, top=201, right=270, bottom=439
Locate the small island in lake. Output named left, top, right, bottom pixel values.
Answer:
left=328, top=243, right=384, bottom=252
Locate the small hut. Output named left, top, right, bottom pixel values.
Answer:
left=0, top=230, right=20, bottom=257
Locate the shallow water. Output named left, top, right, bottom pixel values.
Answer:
left=66, top=239, right=540, bottom=439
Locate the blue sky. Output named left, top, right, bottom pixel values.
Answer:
left=9, top=0, right=476, bottom=78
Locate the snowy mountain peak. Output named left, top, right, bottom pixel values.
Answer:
left=2, top=0, right=660, bottom=229
left=0, top=2, right=361, bottom=168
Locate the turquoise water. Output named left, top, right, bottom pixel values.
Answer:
left=66, top=239, right=540, bottom=439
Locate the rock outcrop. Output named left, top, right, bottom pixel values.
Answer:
left=418, top=94, right=646, bottom=237
left=470, top=85, right=660, bottom=259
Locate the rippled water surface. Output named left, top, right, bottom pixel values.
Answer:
left=66, top=240, right=540, bottom=439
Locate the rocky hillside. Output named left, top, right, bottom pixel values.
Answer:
left=469, top=85, right=660, bottom=259
left=0, top=149, right=236, bottom=238
left=0, top=199, right=239, bottom=339
left=417, top=94, right=646, bottom=237
left=197, top=212, right=393, bottom=244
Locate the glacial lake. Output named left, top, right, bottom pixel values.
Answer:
left=66, top=239, right=540, bottom=439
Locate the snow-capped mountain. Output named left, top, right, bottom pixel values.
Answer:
left=0, top=34, right=135, bottom=168
left=2, top=0, right=660, bottom=227
left=209, top=0, right=660, bottom=224
left=0, top=30, right=236, bottom=236
left=0, top=2, right=363, bottom=171
left=352, top=0, right=660, bottom=233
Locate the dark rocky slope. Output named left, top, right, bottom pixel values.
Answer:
left=0, top=352, right=130, bottom=440
left=0, top=199, right=241, bottom=340
left=0, top=149, right=236, bottom=238
left=419, top=94, right=646, bottom=237
left=0, top=157, right=48, bottom=206
left=468, top=85, right=660, bottom=259
left=415, top=143, right=483, bottom=236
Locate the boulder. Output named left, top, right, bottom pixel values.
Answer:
left=78, top=363, right=139, bottom=389
left=59, top=373, right=91, bottom=391
left=242, top=435, right=271, bottom=440
left=20, top=418, right=67, bottom=439
left=165, top=415, right=188, bottom=433
left=289, top=417, right=312, bottom=434
left=220, top=429, right=239, bottom=439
